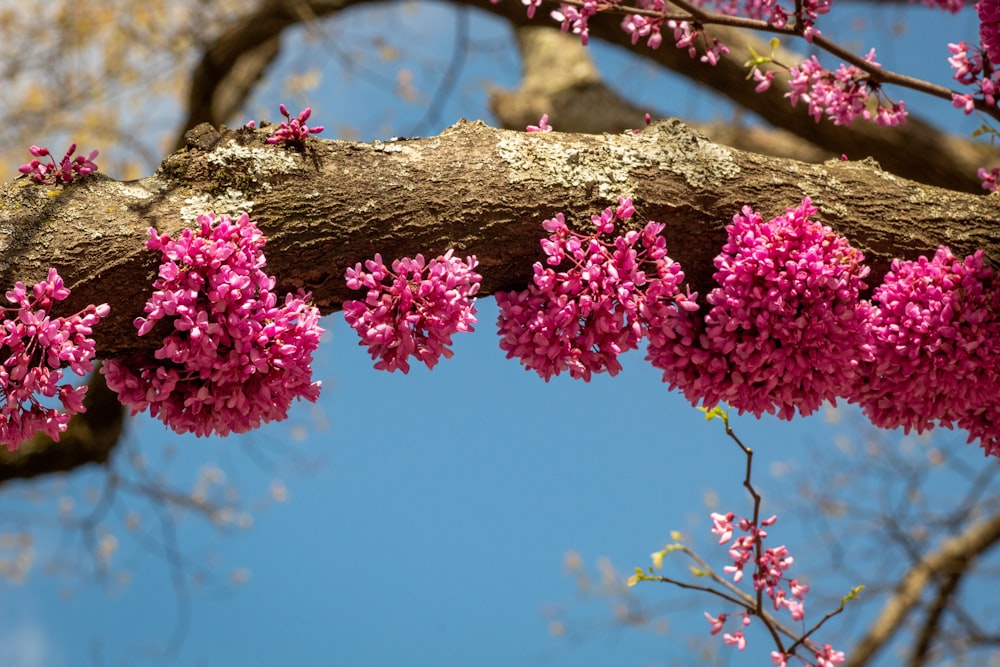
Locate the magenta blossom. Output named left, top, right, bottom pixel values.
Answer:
left=18, top=143, right=99, bottom=185
left=526, top=113, right=553, bottom=132
left=853, top=247, right=1000, bottom=451
left=266, top=104, right=324, bottom=147
left=980, top=0, right=1000, bottom=66
left=786, top=50, right=907, bottom=127
left=103, top=213, right=323, bottom=437
left=0, top=269, right=109, bottom=449
left=344, top=250, right=481, bottom=373
left=498, top=198, right=690, bottom=382
left=649, top=198, right=873, bottom=419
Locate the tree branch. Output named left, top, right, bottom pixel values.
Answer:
left=845, top=511, right=1000, bottom=667
left=1, top=119, right=998, bottom=359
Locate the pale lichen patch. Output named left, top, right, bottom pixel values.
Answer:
left=181, top=190, right=254, bottom=224
left=206, top=140, right=297, bottom=191
left=495, top=119, right=739, bottom=199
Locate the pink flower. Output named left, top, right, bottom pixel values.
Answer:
left=723, top=631, right=747, bottom=651
left=979, top=166, right=1000, bottom=192
left=498, top=198, right=687, bottom=382
left=648, top=198, right=874, bottom=419
left=0, top=269, right=109, bottom=449
left=19, top=143, right=99, bottom=184
left=266, top=104, right=324, bottom=147
left=704, top=611, right=726, bottom=635
left=103, top=213, right=323, bottom=437
left=852, top=247, right=1000, bottom=449
left=785, top=51, right=906, bottom=127
left=526, top=113, right=553, bottom=133
left=980, top=0, right=1000, bottom=66
left=344, top=250, right=481, bottom=373
left=815, top=644, right=846, bottom=666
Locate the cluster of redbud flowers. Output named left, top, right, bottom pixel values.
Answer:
left=705, top=511, right=844, bottom=666
left=245, top=104, right=325, bottom=147
left=0, top=270, right=108, bottom=449
left=481, top=197, right=1000, bottom=458
left=496, top=197, right=692, bottom=381
left=18, top=144, right=99, bottom=184
left=102, top=213, right=323, bottom=437
left=343, top=251, right=481, bottom=373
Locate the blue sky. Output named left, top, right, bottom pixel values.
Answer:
left=0, top=3, right=995, bottom=667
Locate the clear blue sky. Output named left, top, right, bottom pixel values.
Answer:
left=0, top=4, right=992, bottom=667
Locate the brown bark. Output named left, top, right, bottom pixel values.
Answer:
left=1, top=119, right=998, bottom=361
left=845, top=512, right=1000, bottom=667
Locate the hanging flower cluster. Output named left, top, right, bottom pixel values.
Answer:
left=853, top=248, right=1000, bottom=449
left=103, top=213, right=323, bottom=437
left=0, top=269, right=109, bottom=449
left=496, top=198, right=692, bottom=381
left=343, top=251, right=481, bottom=373
left=501, top=197, right=1000, bottom=456
left=649, top=199, right=874, bottom=420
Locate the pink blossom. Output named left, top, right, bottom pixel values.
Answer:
left=704, top=611, right=726, bottom=635
left=852, top=248, right=1000, bottom=449
left=498, top=198, right=687, bottom=382
left=0, top=269, right=109, bottom=449
left=526, top=113, right=553, bottom=132
left=19, top=143, right=99, bottom=184
left=103, top=213, right=323, bottom=437
left=723, top=631, right=747, bottom=650
left=266, top=104, right=324, bottom=146
left=648, top=198, right=874, bottom=419
left=344, top=251, right=481, bottom=373
left=785, top=51, right=907, bottom=127
left=980, top=0, right=1000, bottom=66
left=979, top=166, right=1000, bottom=192
left=551, top=2, right=596, bottom=44
left=815, top=644, right=846, bottom=666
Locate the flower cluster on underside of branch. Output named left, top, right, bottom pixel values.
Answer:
left=102, top=213, right=323, bottom=438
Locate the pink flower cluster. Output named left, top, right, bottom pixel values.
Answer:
left=102, top=213, right=323, bottom=437
left=782, top=49, right=907, bottom=127
left=648, top=199, right=873, bottom=420
left=497, top=198, right=692, bottom=381
left=18, top=144, right=99, bottom=184
left=343, top=251, right=481, bottom=373
left=980, top=0, right=1000, bottom=66
left=707, top=512, right=843, bottom=666
left=947, top=40, right=999, bottom=114
left=978, top=166, right=1000, bottom=192
left=853, top=247, right=1000, bottom=451
left=265, top=104, right=324, bottom=147
left=0, top=269, right=109, bottom=449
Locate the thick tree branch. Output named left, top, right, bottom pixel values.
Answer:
left=845, top=511, right=1000, bottom=667
left=1, top=119, right=998, bottom=360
